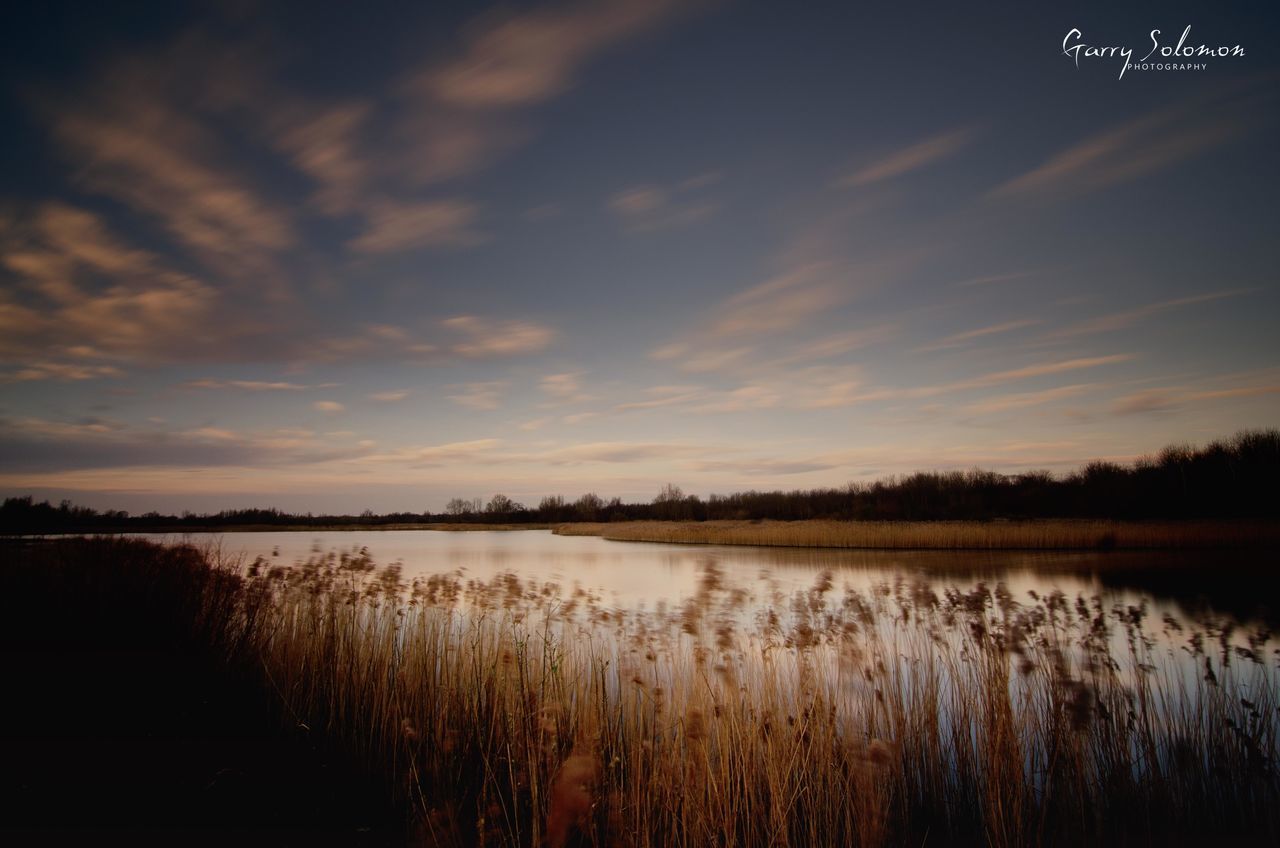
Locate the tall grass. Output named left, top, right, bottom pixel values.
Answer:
left=229, top=545, right=1278, bottom=846
left=554, top=519, right=1280, bottom=550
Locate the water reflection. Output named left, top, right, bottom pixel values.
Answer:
left=142, top=528, right=1276, bottom=628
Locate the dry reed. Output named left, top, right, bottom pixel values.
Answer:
left=553, top=519, right=1280, bottom=550
left=223, top=545, right=1279, bottom=846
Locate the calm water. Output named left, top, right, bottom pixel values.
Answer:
left=134, top=528, right=1274, bottom=629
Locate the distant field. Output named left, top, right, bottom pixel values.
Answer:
left=554, top=518, right=1280, bottom=549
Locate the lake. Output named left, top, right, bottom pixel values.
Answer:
left=135, top=527, right=1275, bottom=644
left=122, top=527, right=1276, bottom=843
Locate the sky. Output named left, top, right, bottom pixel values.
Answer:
left=0, top=0, right=1277, bottom=514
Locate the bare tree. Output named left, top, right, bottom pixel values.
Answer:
left=486, top=494, right=516, bottom=513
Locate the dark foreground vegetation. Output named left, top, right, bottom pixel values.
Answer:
left=5, top=537, right=1277, bottom=846
left=0, top=538, right=401, bottom=846
left=3, top=430, right=1278, bottom=534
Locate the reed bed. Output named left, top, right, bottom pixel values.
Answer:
left=218, top=544, right=1279, bottom=846
left=553, top=519, right=1280, bottom=550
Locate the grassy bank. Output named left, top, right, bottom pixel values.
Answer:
left=554, top=518, right=1280, bottom=549
left=8, top=538, right=1277, bottom=845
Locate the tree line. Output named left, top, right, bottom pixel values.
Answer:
left=3, top=429, right=1277, bottom=534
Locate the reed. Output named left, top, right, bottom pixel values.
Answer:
left=233, top=545, right=1278, bottom=845
left=553, top=518, right=1280, bottom=549
left=17, top=538, right=1274, bottom=844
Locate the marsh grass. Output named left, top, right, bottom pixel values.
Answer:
left=554, top=519, right=1280, bottom=550
left=234, top=544, right=1278, bottom=846
left=13, top=538, right=1274, bottom=845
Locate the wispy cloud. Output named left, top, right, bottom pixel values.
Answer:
left=962, top=384, right=1095, bottom=415
left=185, top=379, right=327, bottom=392
left=1049, top=289, right=1256, bottom=338
left=347, top=198, right=484, bottom=253
left=607, top=171, right=721, bottom=232
left=448, top=382, right=509, bottom=411
left=535, top=441, right=707, bottom=465
left=915, top=319, right=1040, bottom=353
left=0, top=361, right=124, bottom=383
left=539, top=372, right=589, bottom=404
left=838, top=127, right=977, bottom=187
left=358, top=439, right=504, bottom=466
left=443, top=316, right=556, bottom=357
left=43, top=52, right=296, bottom=289
left=0, top=202, right=224, bottom=364
left=829, top=354, right=1133, bottom=407
left=1111, top=371, right=1280, bottom=416
left=775, top=326, right=898, bottom=364
left=953, top=271, right=1040, bottom=288
left=0, top=416, right=366, bottom=473
left=388, top=0, right=704, bottom=189
left=613, top=386, right=705, bottom=412
left=415, top=0, right=696, bottom=109
left=991, top=90, right=1262, bottom=199
left=710, top=263, right=847, bottom=338
left=313, top=400, right=345, bottom=413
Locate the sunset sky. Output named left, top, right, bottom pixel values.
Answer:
left=1, top=1, right=1277, bottom=513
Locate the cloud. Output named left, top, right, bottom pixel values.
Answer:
left=385, top=0, right=704, bottom=189
left=817, top=354, right=1132, bottom=407
left=614, top=385, right=705, bottom=412
left=1111, top=390, right=1178, bottom=416
left=607, top=171, right=721, bottom=232
left=266, top=314, right=555, bottom=366
left=610, top=186, right=667, bottom=215
left=688, top=458, right=836, bottom=476
left=519, top=417, right=552, bottom=431
left=614, top=365, right=868, bottom=416
left=953, top=270, right=1039, bottom=288
left=313, top=401, right=345, bottom=413
left=443, top=315, right=556, bottom=357
left=0, top=361, right=124, bottom=383
left=0, top=416, right=366, bottom=473
left=838, top=127, right=977, bottom=187
left=43, top=54, right=295, bottom=288
left=540, top=372, right=580, bottom=397
left=957, top=354, right=1132, bottom=391
left=347, top=198, right=484, bottom=253
left=710, top=262, right=848, bottom=338
left=1110, top=374, right=1280, bottom=416
left=669, top=347, right=753, bottom=374
left=775, top=325, right=898, bottom=364
left=271, top=101, right=373, bottom=216
left=915, top=319, right=1041, bottom=353
left=369, top=390, right=410, bottom=402
left=184, top=379, right=320, bottom=391
left=962, top=384, right=1095, bottom=415
left=0, top=202, right=226, bottom=363
left=357, top=439, right=503, bottom=466
left=991, top=90, right=1263, bottom=199
left=537, top=441, right=706, bottom=465
left=448, top=382, right=509, bottom=411
left=539, top=372, right=589, bottom=404
left=1049, top=289, right=1256, bottom=339
left=414, top=0, right=694, bottom=109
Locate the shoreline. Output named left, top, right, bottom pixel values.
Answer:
left=7, top=517, right=1279, bottom=550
